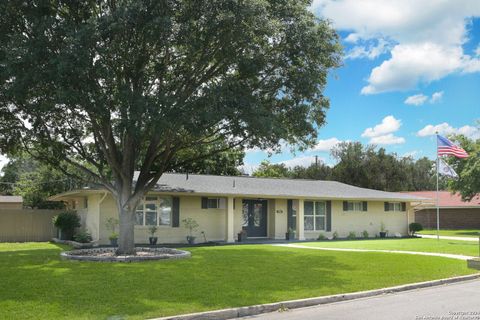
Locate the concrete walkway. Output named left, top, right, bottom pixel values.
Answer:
left=419, top=234, right=480, bottom=242
left=274, top=243, right=475, bottom=260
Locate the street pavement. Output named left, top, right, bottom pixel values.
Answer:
left=243, top=279, right=480, bottom=320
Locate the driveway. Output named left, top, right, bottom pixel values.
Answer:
left=243, top=279, right=480, bottom=320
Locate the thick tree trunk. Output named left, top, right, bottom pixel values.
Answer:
left=116, top=204, right=136, bottom=255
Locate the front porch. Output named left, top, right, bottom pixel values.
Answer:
left=224, top=197, right=308, bottom=243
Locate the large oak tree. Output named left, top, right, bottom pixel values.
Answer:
left=0, top=0, right=341, bottom=253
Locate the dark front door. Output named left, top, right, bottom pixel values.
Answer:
left=242, top=199, right=268, bottom=237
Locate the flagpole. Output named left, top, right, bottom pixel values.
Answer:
left=436, top=132, right=440, bottom=241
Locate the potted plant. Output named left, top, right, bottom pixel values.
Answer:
left=379, top=221, right=388, bottom=238
left=238, top=229, right=248, bottom=242
left=285, top=227, right=296, bottom=240
left=148, top=226, right=158, bottom=245
left=52, top=210, right=81, bottom=240
left=105, top=217, right=119, bottom=246
left=182, top=218, right=199, bottom=244
left=109, top=233, right=119, bottom=247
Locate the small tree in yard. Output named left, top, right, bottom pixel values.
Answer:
left=0, top=1, right=341, bottom=254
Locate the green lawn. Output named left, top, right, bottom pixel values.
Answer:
left=418, top=229, right=480, bottom=238
left=0, top=242, right=476, bottom=319
left=301, top=238, right=480, bottom=257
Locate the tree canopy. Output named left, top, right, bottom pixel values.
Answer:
left=446, top=135, right=480, bottom=200
left=0, top=0, right=341, bottom=253
left=251, top=141, right=443, bottom=192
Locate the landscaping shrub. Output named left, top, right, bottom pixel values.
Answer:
left=332, top=231, right=339, bottom=239
left=52, top=210, right=81, bottom=240
left=74, top=230, right=92, bottom=243
left=362, top=230, right=369, bottom=239
left=317, top=233, right=326, bottom=240
left=409, top=223, right=423, bottom=236
left=347, top=231, right=356, bottom=240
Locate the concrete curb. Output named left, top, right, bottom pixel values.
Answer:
left=150, top=273, right=480, bottom=320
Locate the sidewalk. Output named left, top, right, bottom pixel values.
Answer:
left=418, top=234, right=479, bottom=242
left=273, top=243, right=476, bottom=260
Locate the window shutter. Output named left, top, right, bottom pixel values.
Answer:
left=172, top=197, right=180, bottom=227
left=201, top=197, right=208, bottom=209
left=218, top=198, right=226, bottom=209
left=362, top=201, right=368, bottom=211
left=326, top=201, right=332, bottom=232
left=343, top=201, right=348, bottom=211
left=384, top=202, right=389, bottom=211
left=401, top=202, right=407, bottom=211
left=287, top=200, right=297, bottom=231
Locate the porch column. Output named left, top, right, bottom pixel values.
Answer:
left=296, top=199, right=305, bottom=240
left=225, top=197, right=235, bottom=243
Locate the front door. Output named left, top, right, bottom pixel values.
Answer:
left=242, top=199, right=268, bottom=237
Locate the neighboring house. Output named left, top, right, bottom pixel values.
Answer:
left=0, top=196, right=23, bottom=210
left=405, top=191, right=480, bottom=229
left=50, top=173, right=426, bottom=244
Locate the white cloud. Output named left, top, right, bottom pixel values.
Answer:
left=0, top=155, right=8, bottom=173
left=417, top=123, right=480, bottom=139
left=312, top=0, right=480, bottom=94
left=346, top=38, right=391, bottom=60
left=278, top=156, right=326, bottom=168
left=370, top=133, right=405, bottom=145
left=404, top=91, right=444, bottom=105
left=360, top=43, right=465, bottom=94
left=476, top=44, right=480, bottom=56
left=361, top=115, right=401, bottom=138
left=404, top=94, right=428, bottom=106
left=402, top=150, right=419, bottom=158
left=429, top=91, right=444, bottom=103
left=311, top=137, right=343, bottom=152
left=361, top=115, right=405, bottom=145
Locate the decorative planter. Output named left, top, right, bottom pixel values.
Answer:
left=285, top=232, right=296, bottom=241
left=186, top=236, right=196, bottom=244
left=149, top=237, right=158, bottom=245
left=379, top=232, right=387, bottom=238
left=467, top=259, right=480, bottom=270
left=110, top=238, right=118, bottom=246
left=238, top=233, right=247, bottom=242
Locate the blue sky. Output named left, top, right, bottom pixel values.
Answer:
left=242, top=1, right=480, bottom=172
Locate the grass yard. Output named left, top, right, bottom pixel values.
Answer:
left=418, top=229, right=480, bottom=238
left=0, top=242, right=476, bottom=320
left=301, top=238, right=480, bottom=257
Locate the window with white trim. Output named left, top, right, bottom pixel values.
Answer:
left=304, top=201, right=326, bottom=231
left=135, top=196, right=172, bottom=226
left=384, top=202, right=406, bottom=212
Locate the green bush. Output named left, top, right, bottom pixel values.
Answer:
left=317, top=233, right=326, bottom=240
left=52, top=210, right=81, bottom=240
left=362, top=230, right=369, bottom=239
left=74, top=230, right=92, bottom=243
left=347, top=231, right=356, bottom=240
left=409, top=222, right=423, bottom=236
left=332, top=231, right=339, bottom=240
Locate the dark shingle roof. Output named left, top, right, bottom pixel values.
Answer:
left=144, top=173, right=426, bottom=201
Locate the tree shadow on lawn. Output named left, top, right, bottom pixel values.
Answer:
left=0, top=245, right=356, bottom=319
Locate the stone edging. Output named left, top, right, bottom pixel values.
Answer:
left=60, top=247, right=191, bottom=262
left=149, top=273, right=480, bottom=320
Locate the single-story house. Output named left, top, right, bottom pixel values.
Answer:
left=404, top=191, right=480, bottom=229
left=50, top=173, right=427, bottom=244
left=0, top=196, right=23, bottom=210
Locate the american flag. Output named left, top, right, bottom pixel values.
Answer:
left=437, top=135, right=469, bottom=158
